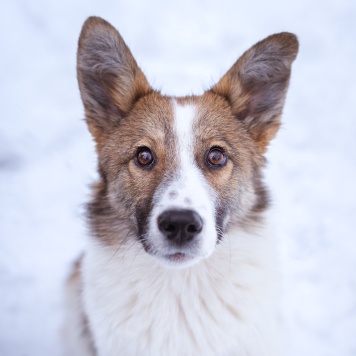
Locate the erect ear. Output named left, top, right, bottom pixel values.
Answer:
left=77, top=16, right=153, bottom=146
left=210, top=32, right=298, bottom=153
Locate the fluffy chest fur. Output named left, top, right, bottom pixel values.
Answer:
left=82, top=226, right=280, bottom=356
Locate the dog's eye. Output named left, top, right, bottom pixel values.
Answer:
left=206, top=147, right=227, bottom=167
left=135, top=147, right=155, bottom=168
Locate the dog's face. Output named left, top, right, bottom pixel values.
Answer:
left=104, top=94, right=258, bottom=268
left=77, top=17, right=298, bottom=268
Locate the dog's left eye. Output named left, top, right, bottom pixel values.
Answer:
left=206, top=147, right=227, bottom=167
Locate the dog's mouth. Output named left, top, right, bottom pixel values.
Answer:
left=155, top=251, right=202, bottom=268
left=165, top=252, right=194, bottom=263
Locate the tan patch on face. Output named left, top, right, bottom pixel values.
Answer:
left=176, top=92, right=266, bottom=225
left=98, top=93, right=177, bottom=235
left=177, top=93, right=252, bottom=186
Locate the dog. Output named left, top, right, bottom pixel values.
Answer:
left=64, top=16, right=298, bottom=356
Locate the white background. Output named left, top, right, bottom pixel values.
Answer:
left=0, top=0, right=355, bottom=355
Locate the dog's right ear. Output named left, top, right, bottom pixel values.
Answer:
left=77, top=17, right=153, bottom=146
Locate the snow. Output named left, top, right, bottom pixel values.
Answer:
left=1, top=0, right=355, bottom=355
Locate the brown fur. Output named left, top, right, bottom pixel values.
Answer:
left=76, top=16, right=298, bottom=248
left=64, top=256, right=96, bottom=355
left=175, top=94, right=267, bottom=228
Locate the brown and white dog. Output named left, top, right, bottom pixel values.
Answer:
left=65, top=16, right=298, bottom=356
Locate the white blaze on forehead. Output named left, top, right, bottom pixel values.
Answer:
left=169, top=99, right=216, bottom=211
left=173, top=101, right=196, bottom=167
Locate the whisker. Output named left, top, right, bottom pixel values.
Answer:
left=215, top=225, right=232, bottom=271
left=120, top=238, right=140, bottom=262
left=106, top=230, right=132, bottom=265
left=128, top=245, right=145, bottom=272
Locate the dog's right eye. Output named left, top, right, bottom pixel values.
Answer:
left=135, top=147, right=155, bottom=169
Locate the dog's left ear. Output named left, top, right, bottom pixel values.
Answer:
left=211, top=33, right=298, bottom=153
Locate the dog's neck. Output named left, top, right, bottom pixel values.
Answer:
left=81, top=223, right=280, bottom=355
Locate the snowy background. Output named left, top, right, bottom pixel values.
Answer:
left=1, top=0, right=355, bottom=355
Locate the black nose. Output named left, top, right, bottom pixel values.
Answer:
left=158, top=209, right=203, bottom=246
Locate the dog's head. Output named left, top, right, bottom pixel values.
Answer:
left=77, top=17, right=298, bottom=268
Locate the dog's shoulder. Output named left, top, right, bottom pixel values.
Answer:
left=63, top=255, right=96, bottom=356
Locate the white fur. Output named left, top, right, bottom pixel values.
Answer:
left=82, top=224, right=281, bottom=356
left=146, top=101, right=217, bottom=268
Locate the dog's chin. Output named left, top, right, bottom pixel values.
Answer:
left=159, top=252, right=204, bottom=269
